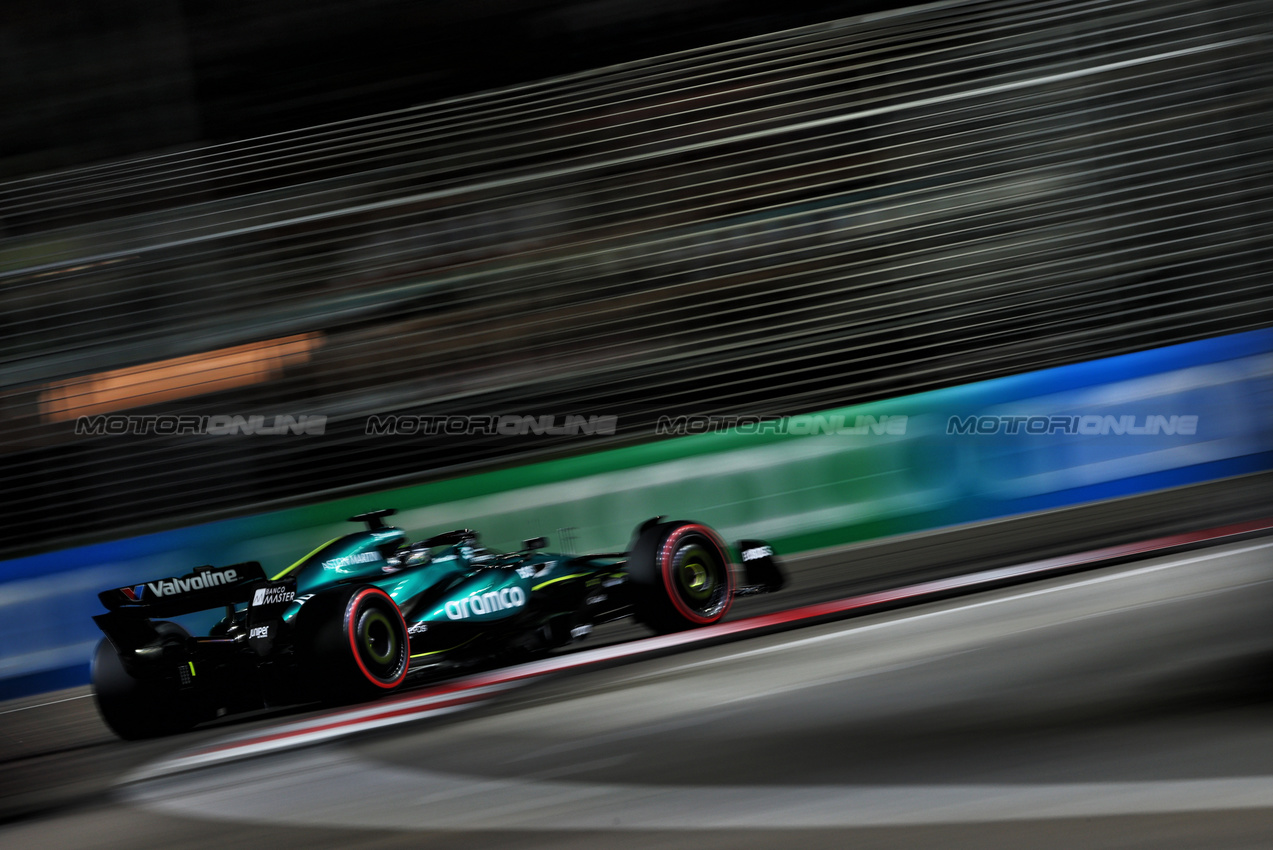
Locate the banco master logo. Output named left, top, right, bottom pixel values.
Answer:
left=252, top=586, right=296, bottom=606
left=445, top=587, right=527, bottom=620
left=143, top=568, right=239, bottom=598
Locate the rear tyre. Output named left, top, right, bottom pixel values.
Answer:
left=294, top=585, right=410, bottom=703
left=92, top=621, right=196, bottom=740
left=627, top=520, right=734, bottom=633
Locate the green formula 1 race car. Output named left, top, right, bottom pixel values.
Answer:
left=91, top=510, right=785, bottom=738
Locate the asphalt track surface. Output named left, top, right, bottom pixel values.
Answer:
left=6, top=537, right=1273, bottom=849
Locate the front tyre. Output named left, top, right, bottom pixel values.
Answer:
left=295, top=585, right=410, bottom=703
left=628, top=520, right=734, bottom=633
left=92, top=621, right=196, bottom=740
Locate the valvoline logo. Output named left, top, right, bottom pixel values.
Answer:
left=116, top=568, right=240, bottom=601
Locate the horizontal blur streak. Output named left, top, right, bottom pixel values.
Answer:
left=37, top=333, right=323, bottom=423
left=0, top=0, right=1270, bottom=550
left=119, top=539, right=1273, bottom=843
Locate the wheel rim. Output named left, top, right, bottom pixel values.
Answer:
left=347, top=589, right=408, bottom=688
left=678, top=545, right=714, bottom=601
left=360, top=610, right=395, bottom=666
left=670, top=537, right=728, bottom=618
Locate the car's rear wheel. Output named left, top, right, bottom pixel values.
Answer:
left=627, top=520, right=734, bottom=633
left=92, top=621, right=196, bottom=740
left=294, top=585, right=410, bottom=703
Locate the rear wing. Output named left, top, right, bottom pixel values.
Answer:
left=97, top=562, right=268, bottom=619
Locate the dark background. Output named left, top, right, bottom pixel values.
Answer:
left=2, top=0, right=896, bottom=178
left=2, top=0, right=1269, bottom=555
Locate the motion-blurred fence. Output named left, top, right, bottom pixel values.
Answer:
left=1, top=0, right=1270, bottom=555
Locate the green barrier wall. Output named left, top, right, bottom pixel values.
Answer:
left=2, top=329, right=1271, bottom=697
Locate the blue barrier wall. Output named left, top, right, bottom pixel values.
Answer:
left=2, top=329, right=1270, bottom=699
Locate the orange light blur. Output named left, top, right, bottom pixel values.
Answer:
left=39, top=332, right=324, bottom=423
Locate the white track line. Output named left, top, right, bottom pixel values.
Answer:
left=126, top=533, right=1273, bottom=781
left=134, top=749, right=1273, bottom=830
left=658, top=539, right=1273, bottom=674
left=0, top=693, right=92, bottom=715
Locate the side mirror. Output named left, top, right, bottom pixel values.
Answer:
left=523, top=536, right=548, bottom=551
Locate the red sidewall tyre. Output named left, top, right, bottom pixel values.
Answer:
left=658, top=523, right=734, bottom=625
left=628, top=520, right=734, bottom=633
left=344, top=587, right=410, bottom=691
left=295, top=585, right=410, bottom=702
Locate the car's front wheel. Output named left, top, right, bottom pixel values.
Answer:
left=627, top=520, right=734, bottom=633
